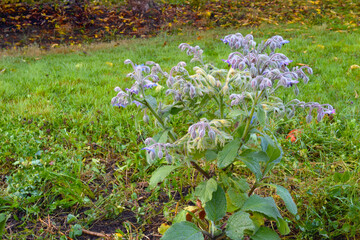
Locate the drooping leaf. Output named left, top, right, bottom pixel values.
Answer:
left=161, top=221, right=204, bottom=240
left=277, top=218, right=290, bottom=235
left=226, top=211, right=255, bottom=240
left=241, top=195, right=282, bottom=221
left=217, top=138, right=241, bottom=168
left=205, top=186, right=226, bottom=222
left=251, top=227, right=280, bottom=240
left=149, top=165, right=178, bottom=189
left=268, top=184, right=297, bottom=215
left=194, top=178, right=217, bottom=204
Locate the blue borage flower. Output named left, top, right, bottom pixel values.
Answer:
left=143, top=138, right=173, bottom=163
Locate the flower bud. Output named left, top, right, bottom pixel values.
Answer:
left=189, top=86, right=196, bottom=99
left=250, top=65, right=257, bottom=77
left=143, top=113, right=149, bottom=124
left=150, top=151, right=156, bottom=160
left=306, top=114, right=312, bottom=123
left=158, top=150, right=163, bottom=159
left=208, top=130, right=216, bottom=140
left=165, top=154, right=172, bottom=164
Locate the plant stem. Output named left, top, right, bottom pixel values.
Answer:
left=241, top=89, right=265, bottom=142
left=248, top=182, right=258, bottom=197
left=143, top=100, right=177, bottom=142
left=190, top=161, right=210, bottom=179
left=219, top=96, right=224, bottom=119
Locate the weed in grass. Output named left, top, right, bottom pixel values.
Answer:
left=110, top=29, right=339, bottom=239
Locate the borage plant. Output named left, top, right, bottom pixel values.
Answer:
left=111, top=33, right=334, bottom=239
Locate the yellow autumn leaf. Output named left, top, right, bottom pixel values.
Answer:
left=106, top=62, right=113, bottom=67
left=158, top=223, right=170, bottom=235
left=317, top=44, right=325, bottom=49
left=350, top=65, right=360, bottom=70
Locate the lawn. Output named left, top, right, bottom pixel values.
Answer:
left=0, top=23, right=360, bottom=239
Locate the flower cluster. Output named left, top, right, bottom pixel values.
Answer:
left=287, top=100, right=336, bottom=122
left=180, top=119, right=232, bottom=151
left=178, top=43, right=204, bottom=64
left=143, top=138, right=174, bottom=163
left=222, top=35, right=312, bottom=95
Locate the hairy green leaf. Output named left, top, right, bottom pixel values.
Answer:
left=269, top=184, right=297, bottom=215
left=161, top=221, right=204, bottom=240
left=205, top=186, right=226, bottom=222
left=241, top=195, right=282, bottom=221
left=251, top=227, right=280, bottom=240
left=194, top=178, right=218, bottom=204
left=226, top=211, right=255, bottom=239
left=149, top=165, right=178, bottom=189
left=217, top=138, right=241, bottom=169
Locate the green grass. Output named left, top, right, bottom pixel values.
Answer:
left=0, top=24, right=360, bottom=239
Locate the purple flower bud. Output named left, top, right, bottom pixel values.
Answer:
left=158, top=150, right=163, bottom=159
left=250, top=65, right=257, bottom=77
left=165, top=154, right=172, bottom=164
left=190, top=86, right=196, bottom=99
left=150, top=151, right=156, bottom=160
left=198, top=129, right=205, bottom=138
left=306, top=114, right=312, bottom=123
left=191, top=130, right=197, bottom=139
left=208, top=130, right=216, bottom=140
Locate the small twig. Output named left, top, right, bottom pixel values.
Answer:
left=39, top=218, right=72, bottom=240
left=82, top=229, right=112, bottom=239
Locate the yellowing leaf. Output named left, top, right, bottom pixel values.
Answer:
left=317, top=44, right=325, bottom=49
left=158, top=223, right=170, bottom=235
left=355, top=90, right=359, bottom=99
left=184, top=206, right=199, bottom=212
left=106, top=62, right=113, bottom=67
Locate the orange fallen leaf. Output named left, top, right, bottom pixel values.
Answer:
left=286, top=129, right=302, bottom=143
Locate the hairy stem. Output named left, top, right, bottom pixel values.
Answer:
left=219, top=96, right=224, bottom=119
left=241, top=89, right=265, bottom=141
left=190, top=161, right=210, bottom=179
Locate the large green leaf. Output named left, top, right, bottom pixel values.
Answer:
left=217, top=138, right=241, bottom=169
left=227, top=187, right=248, bottom=209
left=241, top=195, right=282, bottom=221
left=149, top=165, right=178, bottom=189
left=239, top=150, right=267, bottom=181
left=268, top=184, right=298, bottom=215
left=161, top=221, right=204, bottom=240
left=205, top=186, right=226, bottom=222
left=226, top=211, right=255, bottom=240
left=194, top=178, right=218, bottom=204
left=251, top=227, right=280, bottom=240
